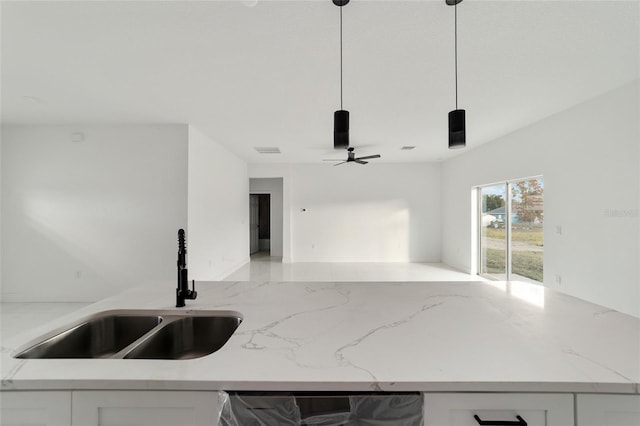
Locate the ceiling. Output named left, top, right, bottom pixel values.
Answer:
left=1, top=1, right=638, bottom=164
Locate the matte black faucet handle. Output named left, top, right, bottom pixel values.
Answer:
left=189, top=280, right=198, bottom=300
left=176, top=228, right=194, bottom=307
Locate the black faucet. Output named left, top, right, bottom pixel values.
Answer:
left=176, top=229, right=197, bottom=307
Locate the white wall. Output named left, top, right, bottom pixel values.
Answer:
left=250, top=178, right=283, bottom=257
left=0, top=133, right=3, bottom=294
left=187, top=126, right=249, bottom=280
left=1, top=125, right=188, bottom=302
left=249, top=163, right=441, bottom=263
left=291, top=163, right=441, bottom=262
left=442, top=81, right=640, bottom=317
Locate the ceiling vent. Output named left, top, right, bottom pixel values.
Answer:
left=254, top=147, right=281, bottom=154
left=401, top=146, right=416, bottom=150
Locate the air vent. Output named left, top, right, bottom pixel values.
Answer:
left=401, top=146, right=416, bottom=150
left=254, top=147, right=281, bottom=154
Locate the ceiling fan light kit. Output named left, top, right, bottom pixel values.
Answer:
left=326, top=147, right=381, bottom=166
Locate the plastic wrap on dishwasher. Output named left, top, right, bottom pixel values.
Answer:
left=349, top=394, right=423, bottom=426
left=219, top=393, right=302, bottom=426
left=219, top=392, right=423, bottom=426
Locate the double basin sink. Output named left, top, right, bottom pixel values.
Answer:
left=14, top=310, right=243, bottom=360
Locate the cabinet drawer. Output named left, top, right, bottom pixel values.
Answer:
left=577, top=394, right=640, bottom=426
left=423, top=393, right=573, bottom=426
left=0, top=391, right=72, bottom=426
left=72, top=391, right=223, bottom=426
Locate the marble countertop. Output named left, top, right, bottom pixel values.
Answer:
left=2, top=280, right=639, bottom=393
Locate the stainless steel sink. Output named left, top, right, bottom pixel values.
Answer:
left=14, top=310, right=242, bottom=360
left=15, top=314, right=163, bottom=359
left=124, top=316, right=242, bottom=360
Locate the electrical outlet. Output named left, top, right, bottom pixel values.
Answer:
left=555, top=274, right=562, bottom=285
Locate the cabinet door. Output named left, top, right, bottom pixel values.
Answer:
left=424, top=393, right=574, bottom=426
left=577, top=394, right=640, bottom=426
left=0, top=391, right=72, bottom=426
left=72, top=391, right=222, bottom=426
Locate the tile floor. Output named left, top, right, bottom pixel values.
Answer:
left=1, top=257, right=478, bottom=341
left=224, top=252, right=478, bottom=282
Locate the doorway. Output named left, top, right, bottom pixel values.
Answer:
left=478, top=177, right=544, bottom=282
left=250, top=194, right=271, bottom=255
left=249, top=178, right=284, bottom=260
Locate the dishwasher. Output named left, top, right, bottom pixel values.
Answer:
left=219, top=391, right=423, bottom=426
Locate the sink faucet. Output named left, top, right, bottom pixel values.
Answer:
left=176, top=229, right=197, bottom=307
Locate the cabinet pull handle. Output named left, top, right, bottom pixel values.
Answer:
left=473, top=414, right=527, bottom=426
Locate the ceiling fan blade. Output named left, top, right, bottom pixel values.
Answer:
left=355, top=160, right=368, bottom=165
left=333, top=161, right=347, bottom=166
left=355, top=154, right=381, bottom=160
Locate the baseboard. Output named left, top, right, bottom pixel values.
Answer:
left=288, top=258, right=436, bottom=263
left=215, top=257, right=250, bottom=280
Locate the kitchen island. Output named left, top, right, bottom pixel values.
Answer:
left=2, top=280, right=639, bottom=425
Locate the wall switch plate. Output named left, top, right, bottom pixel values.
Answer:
left=71, top=132, right=85, bottom=143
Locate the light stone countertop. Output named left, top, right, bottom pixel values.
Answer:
left=1, top=280, right=639, bottom=393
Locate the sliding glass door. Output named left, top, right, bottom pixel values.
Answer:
left=478, top=177, right=544, bottom=282
left=479, top=184, right=507, bottom=279
left=510, top=178, right=544, bottom=282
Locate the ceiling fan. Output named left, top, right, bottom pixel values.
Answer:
left=324, top=147, right=381, bottom=166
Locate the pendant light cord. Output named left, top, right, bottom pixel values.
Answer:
left=340, top=4, right=343, bottom=110
left=454, top=2, right=458, bottom=109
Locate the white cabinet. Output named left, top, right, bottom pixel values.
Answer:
left=72, top=391, right=223, bottom=426
left=4, top=390, right=638, bottom=426
left=0, top=391, right=72, bottom=426
left=1, top=390, right=222, bottom=426
left=423, top=393, right=574, bottom=426
left=576, top=394, right=640, bottom=426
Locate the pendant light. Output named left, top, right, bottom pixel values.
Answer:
left=333, top=0, right=350, bottom=150
left=447, top=0, right=465, bottom=149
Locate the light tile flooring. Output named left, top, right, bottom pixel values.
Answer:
left=1, top=257, right=478, bottom=341
left=226, top=252, right=477, bottom=282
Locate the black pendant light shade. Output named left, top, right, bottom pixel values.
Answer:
left=332, top=0, right=350, bottom=150
left=447, top=0, right=466, bottom=149
left=448, top=109, right=466, bottom=149
left=334, top=109, right=349, bottom=149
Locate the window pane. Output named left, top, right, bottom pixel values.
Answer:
left=479, top=184, right=507, bottom=279
left=510, top=178, right=544, bottom=282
